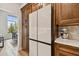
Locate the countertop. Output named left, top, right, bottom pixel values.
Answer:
left=55, top=37, right=79, bottom=48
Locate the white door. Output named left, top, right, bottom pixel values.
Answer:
left=29, top=11, right=37, bottom=40
left=38, top=4, right=51, bottom=44
left=29, top=40, right=37, bottom=56
left=38, top=42, right=51, bottom=56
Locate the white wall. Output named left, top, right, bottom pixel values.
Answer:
left=0, top=3, right=22, bottom=51
left=0, top=10, right=8, bottom=36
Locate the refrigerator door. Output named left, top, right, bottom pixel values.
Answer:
left=38, top=4, right=51, bottom=44
left=29, top=11, right=37, bottom=40
left=38, top=42, right=51, bottom=56
left=29, top=40, right=37, bottom=56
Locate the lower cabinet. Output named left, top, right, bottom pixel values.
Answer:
left=55, top=43, right=79, bottom=56
left=55, top=48, right=75, bottom=56
left=38, top=43, right=51, bottom=56
left=29, top=40, right=37, bottom=56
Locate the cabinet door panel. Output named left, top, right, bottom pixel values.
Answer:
left=29, top=40, right=37, bottom=56
left=38, top=4, right=51, bottom=43
left=29, top=11, right=37, bottom=40
left=61, top=4, right=79, bottom=19
left=61, top=4, right=73, bottom=20
left=56, top=3, right=79, bottom=26
left=38, top=42, right=51, bottom=56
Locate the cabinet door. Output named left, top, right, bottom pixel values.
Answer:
left=58, top=50, right=75, bottom=56
left=56, top=3, right=79, bottom=26
left=29, top=11, right=37, bottom=40
left=29, top=40, right=37, bottom=56
left=38, top=4, right=51, bottom=44
left=38, top=42, right=51, bottom=56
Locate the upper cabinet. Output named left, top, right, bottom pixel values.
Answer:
left=56, top=3, right=79, bottom=26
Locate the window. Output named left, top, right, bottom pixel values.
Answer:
left=7, top=15, right=17, bottom=33
left=8, top=15, right=17, bottom=28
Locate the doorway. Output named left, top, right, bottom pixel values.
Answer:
left=8, top=15, right=18, bottom=46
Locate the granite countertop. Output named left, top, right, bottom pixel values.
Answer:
left=55, top=37, right=79, bottom=48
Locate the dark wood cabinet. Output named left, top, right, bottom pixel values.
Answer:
left=55, top=43, right=79, bottom=56
left=55, top=3, right=79, bottom=26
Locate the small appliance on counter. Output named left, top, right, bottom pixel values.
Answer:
left=59, top=28, right=69, bottom=39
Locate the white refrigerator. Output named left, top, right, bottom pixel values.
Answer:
left=29, top=4, right=52, bottom=56
left=29, top=11, right=38, bottom=56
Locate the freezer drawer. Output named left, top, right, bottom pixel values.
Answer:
left=29, top=11, right=37, bottom=40
left=38, top=42, right=51, bottom=56
left=29, top=40, right=37, bottom=56
left=38, top=4, right=51, bottom=44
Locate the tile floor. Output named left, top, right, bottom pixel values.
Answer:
left=0, top=39, right=28, bottom=56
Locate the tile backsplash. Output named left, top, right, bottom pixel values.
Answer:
left=59, top=26, right=79, bottom=40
